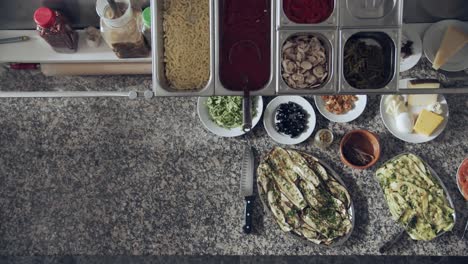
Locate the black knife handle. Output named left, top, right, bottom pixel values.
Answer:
left=243, top=196, right=255, bottom=234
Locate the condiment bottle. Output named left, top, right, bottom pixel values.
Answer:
left=96, top=0, right=150, bottom=58
left=33, top=7, right=79, bottom=53
left=142, top=7, right=152, bottom=48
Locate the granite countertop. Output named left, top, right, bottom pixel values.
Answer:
left=0, top=71, right=467, bottom=256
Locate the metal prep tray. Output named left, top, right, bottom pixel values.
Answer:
left=145, top=0, right=468, bottom=97
left=340, top=0, right=403, bottom=28
left=375, top=153, right=457, bottom=240
left=257, top=150, right=355, bottom=247
left=277, top=0, right=339, bottom=29
left=214, top=0, right=276, bottom=96
left=339, top=28, right=400, bottom=94
left=276, top=29, right=338, bottom=95
left=152, top=0, right=215, bottom=97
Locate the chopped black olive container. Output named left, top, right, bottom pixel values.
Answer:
left=339, top=28, right=400, bottom=94
left=343, top=32, right=396, bottom=90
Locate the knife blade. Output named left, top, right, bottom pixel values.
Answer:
left=379, top=214, right=416, bottom=253
left=461, top=200, right=468, bottom=240
left=240, top=145, right=255, bottom=234
left=461, top=218, right=468, bottom=240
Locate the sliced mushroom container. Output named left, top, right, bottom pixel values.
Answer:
left=277, top=0, right=339, bottom=29
left=339, top=28, right=400, bottom=93
left=277, top=30, right=337, bottom=95
left=339, top=0, right=403, bottom=28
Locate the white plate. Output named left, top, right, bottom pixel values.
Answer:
left=423, top=20, right=468, bottom=72
left=314, top=95, right=367, bottom=123
left=263, top=96, right=316, bottom=145
left=197, top=96, right=263, bottom=138
left=400, top=27, right=422, bottom=72
left=380, top=94, right=449, bottom=144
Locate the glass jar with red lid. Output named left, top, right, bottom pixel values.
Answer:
left=33, top=7, right=79, bottom=53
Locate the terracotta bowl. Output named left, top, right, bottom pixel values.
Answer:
left=339, top=129, right=381, bottom=170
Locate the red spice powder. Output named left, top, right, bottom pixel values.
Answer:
left=283, top=0, right=334, bottom=24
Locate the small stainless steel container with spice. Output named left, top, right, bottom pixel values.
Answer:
left=277, top=29, right=337, bottom=95
left=277, top=0, right=339, bottom=29
left=214, top=0, right=276, bottom=96
left=152, top=0, right=215, bottom=97
left=340, top=0, right=403, bottom=28
left=314, top=129, right=334, bottom=149
left=339, top=28, right=400, bottom=94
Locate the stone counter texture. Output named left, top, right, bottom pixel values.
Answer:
left=0, top=75, right=467, bottom=256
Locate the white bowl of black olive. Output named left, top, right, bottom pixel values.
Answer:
left=263, top=96, right=316, bottom=145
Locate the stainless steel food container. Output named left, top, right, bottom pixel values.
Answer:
left=339, top=28, right=400, bottom=94
left=340, top=0, right=403, bottom=28
left=214, top=0, right=277, bottom=96
left=277, top=0, right=339, bottom=29
left=277, top=29, right=338, bottom=95
left=152, top=0, right=215, bottom=97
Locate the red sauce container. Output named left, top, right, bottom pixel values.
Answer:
left=219, top=0, right=271, bottom=91
left=34, top=7, right=79, bottom=53
left=283, top=0, right=334, bottom=24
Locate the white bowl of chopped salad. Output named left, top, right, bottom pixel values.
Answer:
left=197, top=96, right=263, bottom=137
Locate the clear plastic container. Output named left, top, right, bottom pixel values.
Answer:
left=142, top=7, right=151, bottom=48
left=33, top=7, right=79, bottom=53
left=96, top=0, right=150, bottom=58
left=346, top=0, right=395, bottom=19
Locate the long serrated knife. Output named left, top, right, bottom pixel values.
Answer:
left=379, top=214, right=416, bottom=253
left=462, top=209, right=468, bottom=240
left=240, top=145, right=255, bottom=234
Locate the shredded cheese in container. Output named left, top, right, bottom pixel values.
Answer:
left=163, top=0, right=210, bottom=90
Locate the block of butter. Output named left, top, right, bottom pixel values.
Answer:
left=408, top=79, right=440, bottom=89
left=408, top=94, right=438, bottom=107
left=407, top=79, right=440, bottom=107
left=413, top=109, right=444, bottom=136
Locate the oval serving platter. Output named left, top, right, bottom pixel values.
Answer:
left=257, top=149, right=355, bottom=247
left=375, top=153, right=457, bottom=240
